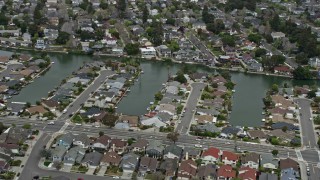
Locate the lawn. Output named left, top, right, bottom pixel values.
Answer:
left=43, top=161, right=51, bottom=167
left=106, top=166, right=122, bottom=176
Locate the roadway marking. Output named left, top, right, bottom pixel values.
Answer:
left=295, top=149, right=303, bottom=161
left=59, top=122, right=69, bottom=133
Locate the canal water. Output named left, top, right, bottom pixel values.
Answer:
left=1, top=49, right=319, bottom=127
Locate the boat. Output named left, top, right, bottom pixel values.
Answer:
left=147, top=107, right=150, bottom=111
left=232, top=90, right=236, bottom=92
left=150, top=102, right=154, bottom=105
left=266, top=73, right=270, bottom=76
left=262, top=112, right=265, bottom=115
left=262, top=119, right=266, bottom=122
left=127, top=89, right=131, bottom=92
left=51, top=62, right=55, bottom=64
left=141, top=71, right=144, bottom=74
left=162, top=83, right=166, bottom=86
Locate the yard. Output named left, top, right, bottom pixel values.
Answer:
left=106, top=166, right=123, bottom=176
left=71, top=165, right=88, bottom=173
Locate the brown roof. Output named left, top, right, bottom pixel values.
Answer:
left=131, top=139, right=148, bottom=149
left=94, top=111, right=107, bottom=122
left=247, top=130, right=267, bottom=139
left=119, top=115, right=139, bottom=125
left=140, top=156, right=158, bottom=171
left=241, top=153, right=260, bottom=164
left=26, top=105, right=48, bottom=114
left=0, top=56, right=9, bottom=63
left=42, top=99, right=59, bottom=108
left=211, top=76, right=227, bottom=84
left=194, top=115, right=214, bottom=124
left=94, top=135, right=111, bottom=146
left=110, top=139, right=127, bottom=148
left=101, top=151, right=121, bottom=165
left=177, top=160, right=197, bottom=178
left=271, top=95, right=295, bottom=109
left=212, top=90, right=226, bottom=97
left=222, top=151, right=238, bottom=161
left=217, top=165, right=236, bottom=178
left=238, top=166, right=257, bottom=180
left=19, top=54, right=31, bottom=61
left=0, top=85, right=8, bottom=93
left=20, top=69, right=34, bottom=77
left=280, top=158, right=299, bottom=171
left=269, top=129, right=295, bottom=140
left=268, top=107, right=290, bottom=115
left=274, top=66, right=292, bottom=72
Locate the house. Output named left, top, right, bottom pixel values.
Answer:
left=158, top=103, right=176, bottom=115
left=0, top=127, right=31, bottom=145
left=130, top=139, right=148, bottom=152
left=0, top=160, right=10, bottom=173
left=260, top=153, right=279, bottom=170
left=35, top=39, right=45, bottom=50
left=274, top=66, right=292, bottom=75
left=42, top=99, right=59, bottom=110
left=192, top=21, right=207, bottom=30
left=81, top=151, right=103, bottom=168
left=159, top=158, right=178, bottom=178
left=197, top=164, right=218, bottom=180
left=247, top=130, right=267, bottom=141
left=73, top=133, right=91, bottom=149
left=100, top=151, right=121, bottom=166
left=109, top=139, right=127, bottom=154
left=119, top=115, right=139, bottom=127
left=156, top=45, right=171, bottom=58
left=308, top=57, right=320, bottom=67
left=177, top=160, right=197, bottom=180
left=120, top=153, right=140, bottom=173
left=221, top=151, right=238, bottom=166
left=63, top=146, right=85, bottom=166
left=52, top=146, right=68, bottom=162
left=139, top=156, right=158, bottom=176
left=281, top=167, right=298, bottom=180
left=0, top=56, right=9, bottom=64
left=190, top=72, right=208, bottom=82
left=259, top=172, right=278, bottom=180
left=217, top=165, right=236, bottom=180
left=56, top=133, right=74, bottom=149
left=194, top=115, right=216, bottom=124
left=92, top=135, right=111, bottom=150
left=141, top=116, right=167, bottom=128
left=26, top=105, right=48, bottom=116
left=163, top=144, right=183, bottom=159
left=241, top=153, right=260, bottom=169
left=238, top=166, right=257, bottom=180
left=271, top=32, right=285, bottom=39
left=140, top=47, right=157, bottom=59
left=280, top=158, right=300, bottom=178
left=183, top=147, right=201, bottom=161
left=146, top=140, right=164, bottom=158
left=195, top=124, right=220, bottom=134
left=221, top=127, right=241, bottom=138
left=201, top=147, right=221, bottom=165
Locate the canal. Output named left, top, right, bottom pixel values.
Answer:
left=1, top=49, right=319, bottom=127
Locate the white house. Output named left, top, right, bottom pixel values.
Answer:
left=201, top=147, right=221, bottom=165
left=271, top=32, right=285, bottom=39
left=140, top=47, right=157, bottom=59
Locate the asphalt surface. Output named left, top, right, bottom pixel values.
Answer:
left=296, top=99, right=317, bottom=148
left=176, top=83, right=205, bottom=134
left=187, top=33, right=216, bottom=63
left=58, top=69, right=115, bottom=121
left=19, top=133, right=113, bottom=180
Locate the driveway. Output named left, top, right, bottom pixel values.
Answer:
left=61, top=164, right=72, bottom=172
left=121, top=171, right=133, bottom=179
left=97, top=166, right=107, bottom=176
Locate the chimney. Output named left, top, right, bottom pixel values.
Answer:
left=112, top=143, right=115, bottom=152
left=186, top=152, right=188, bottom=160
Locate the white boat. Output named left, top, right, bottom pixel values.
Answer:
left=262, top=112, right=265, bottom=115
left=51, top=62, right=55, bottom=64
left=266, top=73, right=270, bottom=76
left=150, top=102, right=154, bottom=105
left=127, top=89, right=131, bottom=92
left=141, top=71, right=144, bottom=74
left=232, top=90, right=236, bottom=92
left=262, top=119, right=266, bottom=122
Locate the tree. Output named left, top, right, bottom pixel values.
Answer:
left=118, top=0, right=126, bottom=17
left=101, top=114, right=118, bottom=127
left=271, top=150, right=278, bottom=156
left=142, top=4, right=149, bottom=24
left=271, top=84, right=279, bottom=93
left=56, top=32, right=70, bottom=45
left=248, top=33, right=262, bottom=45
left=221, top=35, right=236, bottom=47
left=281, top=126, right=288, bottom=132
left=174, top=72, right=187, bottom=84
left=40, top=149, right=52, bottom=159
left=307, top=90, right=316, bottom=99
left=167, top=131, right=180, bottom=144
left=99, top=131, right=104, bottom=137
left=293, top=66, right=313, bottom=80
left=0, top=13, right=8, bottom=26
left=124, top=43, right=140, bottom=55
left=154, top=91, right=163, bottom=101
left=255, top=48, right=267, bottom=57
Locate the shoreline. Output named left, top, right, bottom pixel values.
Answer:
left=0, top=46, right=294, bottom=79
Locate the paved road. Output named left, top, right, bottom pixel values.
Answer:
left=296, top=99, right=317, bottom=148
left=19, top=133, right=113, bottom=180
left=187, top=32, right=216, bottom=63
left=176, top=83, right=205, bottom=134
left=58, top=69, right=115, bottom=121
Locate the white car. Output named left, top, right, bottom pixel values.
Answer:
left=113, top=176, right=120, bottom=179
left=310, top=118, right=313, bottom=121
left=195, top=144, right=202, bottom=148
left=62, top=109, right=67, bottom=113
left=75, top=123, right=82, bottom=126
left=47, top=121, right=54, bottom=125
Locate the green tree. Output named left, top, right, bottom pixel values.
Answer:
left=293, top=66, right=313, bottom=80
left=174, top=72, right=187, bottom=84
left=167, top=131, right=180, bottom=144
left=0, top=13, right=8, bottom=25
left=99, top=131, right=104, bottom=137
left=272, top=150, right=278, bottom=156
left=248, top=33, right=262, bottom=45
left=307, top=90, right=316, bottom=99
left=221, top=35, right=236, bottom=47
left=40, top=149, right=52, bottom=159
left=154, top=91, right=163, bottom=101
left=142, top=4, right=149, bottom=24
left=271, top=84, right=279, bottom=93
left=255, top=48, right=267, bottom=57
left=101, top=114, right=118, bottom=127
left=56, top=32, right=70, bottom=45
left=124, top=43, right=140, bottom=55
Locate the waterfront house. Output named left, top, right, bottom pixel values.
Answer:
left=217, top=165, right=236, bottom=180
left=140, top=47, right=157, bottom=59
left=163, top=144, right=183, bottom=159
left=156, top=45, right=172, bottom=58
left=195, top=124, right=220, bottom=134
left=197, top=163, right=218, bottom=179
left=241, top=152, right=260, bottom=169
left=141, top=116, right=167, bottom=128
left=177, top=159, right=197, bottom=180
left=158, top=103, right=176, bottom=115
left=222, top=151, right=238, bottom=167
left=274, top=66, right=292, bottom=75
left=201, top=147, right=221, bottom=165
left=247, top=130, right=267, bottom=141
left=118, top=115, right=139, bottom=127
left=139, top=156, right=158, bottom=176
left=120, top=153, right=140, bottom=173
left=159, top=158, right=179, bottom=178
left=26, top=105, right=48, bottom=116
left=146, top=140, right=164, bottom=158
left=42, top=99, right=59, bottom=111
left=82, top=151, right=103, bottom=169
left=100, top=151, right=121, bottom=167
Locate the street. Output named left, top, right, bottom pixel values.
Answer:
left=187, top=32, right=216, bottom=63
left=176, top=83, right=205, bottom=134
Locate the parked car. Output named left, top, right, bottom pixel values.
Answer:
left=47, top=121, right=54, bottom=125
